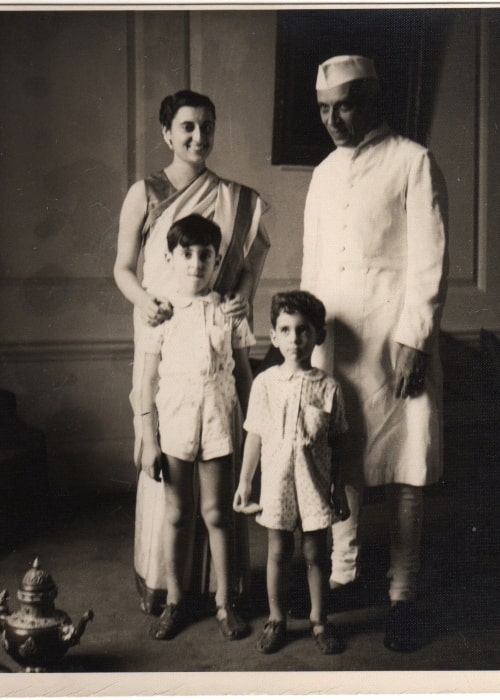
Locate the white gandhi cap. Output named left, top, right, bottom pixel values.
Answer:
left=316, top=55, right=378, bottom=91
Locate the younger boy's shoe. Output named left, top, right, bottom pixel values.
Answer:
left=383, top=601, right=430, bottom=652
left=216, top=604, right=249, bottom=640
left=150, top=602, right=187, bottom=640
left=256, top=620, right=287, bottom=654
left=311, top=623, right=346, bottom=655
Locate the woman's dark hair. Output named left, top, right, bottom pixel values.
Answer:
left=167, top=214, right=222, bottom=253
left=271, top=290, right=326, bottom=333
left=159, top=90, right=216, bottom=129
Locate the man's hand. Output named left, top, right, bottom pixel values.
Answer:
left=330, top=483, right=351, bottom=521
left=394, top=344, right=428, bottom=399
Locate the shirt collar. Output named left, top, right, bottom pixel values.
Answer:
left=336, top=122, right=391, bottom=158
left=275, top=365, right=323, bottom=382
left=169, top=289, right=218, bottom=309
left=354, top=122, right=391, bottom=154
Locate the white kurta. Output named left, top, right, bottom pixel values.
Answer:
left=301, top=124, right=448, bottom=487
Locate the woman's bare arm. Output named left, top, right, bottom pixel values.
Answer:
left=113, top=181, right=171, bottom=326
left=222, top=257, right=253, bottom=318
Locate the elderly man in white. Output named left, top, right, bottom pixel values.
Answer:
left=301, top=55, right=448, bottom=651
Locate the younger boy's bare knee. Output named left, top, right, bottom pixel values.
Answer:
left=302, top=532, right=328, bottom=568
left=268, top=530, right=294, bottom=565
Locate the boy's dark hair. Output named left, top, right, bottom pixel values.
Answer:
left=159, top=90, right=216, bottom=129
left=271, top=290, right=326, bottom=333
left=167, top=214, right=222, bottom=253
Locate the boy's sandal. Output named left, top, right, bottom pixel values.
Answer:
left=311, top=623, right=346, bottom=655
left=216, top=604, right=249, bottom=640
left=150, top=602, right=186, bottom=640
left=256, top=620, right=287, bottom=654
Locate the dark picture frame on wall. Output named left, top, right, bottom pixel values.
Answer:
left=272, top=9, right=453, bottom=166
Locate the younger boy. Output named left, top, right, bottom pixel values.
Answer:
left=233, top=291, right=350, bottom=654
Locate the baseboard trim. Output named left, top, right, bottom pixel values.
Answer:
left=0, top=340, right=133, bottom=363
left=0, top=329, right=498, bottom=364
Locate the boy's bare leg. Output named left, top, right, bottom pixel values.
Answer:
left=149, top=455, right=195, bottom=640
left=162, top=455, right=195, bottom=605
left=198, top=455, right=233, bottom=609
left=302, top=529, right=328, bottom=630
left=303, top=528, right=346, bottom=654
left=254, top=528, right=293, bottom=653
left=267, top=529, right=294, bottom=621
left=199, top=455, right=249, bottom=640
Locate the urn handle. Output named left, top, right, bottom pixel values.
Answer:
left=0, top=590, right=10, bottom=623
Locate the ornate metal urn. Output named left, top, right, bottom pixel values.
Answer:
left=0, top=557, right=94, bottom=671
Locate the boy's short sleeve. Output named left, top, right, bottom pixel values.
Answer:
left=136, top=322, right=164, bottom=355
left=243, top=373, right=265, bottom=436
left=329, top=382, right=349, bottom=438
left=231, top=315, right=256, bottom=350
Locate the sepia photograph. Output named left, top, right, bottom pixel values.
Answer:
left=0, top=2, right=498, bottom=696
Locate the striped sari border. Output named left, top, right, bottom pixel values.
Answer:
left=215, top=185, right=254, bottom=296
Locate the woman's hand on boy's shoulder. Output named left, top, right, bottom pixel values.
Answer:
left=140, top=295, right=173, bottom=327
left=221, top=292, right=249, bottom=319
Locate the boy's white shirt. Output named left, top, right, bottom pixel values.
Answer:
left=137, top=287, right=255, bottom=371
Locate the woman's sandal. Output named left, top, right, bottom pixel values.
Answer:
left=216, top=604, right=249, bottom=640
left=311, top=623, right=346, bottom=655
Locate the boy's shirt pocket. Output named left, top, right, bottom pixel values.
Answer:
left=302, top=404, right=331, bottom=445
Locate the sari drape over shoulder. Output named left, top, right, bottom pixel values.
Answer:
left=132, top=168, right=269, bottom=615
left=141, top=168, right=268, bottom=303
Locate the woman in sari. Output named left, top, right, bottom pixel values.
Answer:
left=114, top=90, right=269, bottom=617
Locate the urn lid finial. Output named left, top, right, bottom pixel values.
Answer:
left=18, top=557, right=58, bottom=603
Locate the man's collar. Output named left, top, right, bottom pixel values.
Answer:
left=335, top=122, right=391, bottom=157
left=355, top=122, right=391, bottom=152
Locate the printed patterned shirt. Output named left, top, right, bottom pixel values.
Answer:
left=244, top=364, right=348, bottom=532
